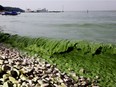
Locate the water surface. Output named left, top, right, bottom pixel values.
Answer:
left=0, top=11, right=116, bottom=43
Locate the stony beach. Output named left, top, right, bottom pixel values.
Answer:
left=0, top=43, right=99, bottom=87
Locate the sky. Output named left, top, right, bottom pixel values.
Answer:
left=0, top=0, right=116, bottom=11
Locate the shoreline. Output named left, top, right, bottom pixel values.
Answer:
left=0, top=43, right=98, bottom=87
left=0, top=32, right=116, bottom=86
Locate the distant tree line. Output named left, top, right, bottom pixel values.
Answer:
left=0, top=5, right=24, bottom=12
left=0, top=5, right=4, bottom=11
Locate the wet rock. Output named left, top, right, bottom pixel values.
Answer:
left=20, top=74, right=27, bottom=81
left=4, top=60, right=9, bottom=64
left=46, top=64, right=51, bottom=68
left=79, top=68, right=85, bottom=74
left=10, top=69, right=19, bottom=78
left=2, top=65, right=11, bottom=72
left=0, top=60, right=3, bottom=65
left=9, top=76, right=18, bottom=84
left=3, top=81, right=13, bottom=87
left=1, top=55, right=5, bottom=59
left=3, top=74, right=9, bottom=82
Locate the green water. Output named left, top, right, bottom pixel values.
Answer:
left=0, top=32, right=116, bottom=86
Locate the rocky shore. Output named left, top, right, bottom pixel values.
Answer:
left=0, top=43, right=99, bottom=87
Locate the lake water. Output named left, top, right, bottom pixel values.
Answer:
left=0, top=11, right=116, bottom=43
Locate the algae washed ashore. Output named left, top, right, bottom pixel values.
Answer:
left=0, top=11, right=116, bottom=43
left=0, top=32, right=116, bottom=86
left=0, top=43, right=99, bottom=87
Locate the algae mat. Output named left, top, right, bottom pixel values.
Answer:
left=0, top=32, right=116, bottom=86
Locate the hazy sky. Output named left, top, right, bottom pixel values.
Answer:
left=0, top=0, right=116, bottom=11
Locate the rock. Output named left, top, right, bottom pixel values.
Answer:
left=22, top=82, right=28, bottom=87
left=45, top=68, right=52, bottom=74
left=41, top=83, right=49, bottom=87
left=13, top=84, right=19, bottom=87
left=46, top=64, right=51, bottom=68
left=1, top=55, right=5, bottom=59
left=18, top=79, right=22, bottom=84
left=4, top=60, right=9, bottom=64
left=8, top=59, right=14, bottom=65
left=95, top=76, right=99, bottom=79
left=28, top=80, right=33, bottom=85
left=70, top=71, right=76, bottom=78
left=35, top=83, right=41, bottom=87
left=20, top=74, right=27, bottom=81
left=32, top=77, right=38, bottom=82
left=9, top=77, right=18, bottom=84
left=74, top=84, right=78, bottom=87
left=57, top=77, right=63, bottom=83
left=81, top=81, right=86, bottom=86
left=20, top=68, right=27, bottom=74
left=22, top=59, right=28, bottom=66
left=37, top=80, right=43, bottom=85
left=79, top=68, right=85, bottom=74
left=3, top=81, right=13, bottom=87
left=3, top=82, right=9, bottom=87
left=10, top=69, right=19, bottom=78
left=61, top=83, right=67, bottom=87
left=0, top=60, right=3, bottom=65
left=0, top=78, right=3, bottom=84
left=55, top=72, right=60, bottom=77
left=3, top=74, right=9, bottom=82
left=2, top=65, right=11, bottom=72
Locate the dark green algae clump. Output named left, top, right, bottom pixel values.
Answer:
left=0, top=32, right=116, bottom=86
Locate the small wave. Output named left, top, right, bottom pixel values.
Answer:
left=81, top=23, right=116, bottom=28
left=51, top=23, right=116, bottom=29
left=10, top=20, right=25, bottom=24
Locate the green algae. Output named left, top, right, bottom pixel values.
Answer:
left=0, top=32, right=116, bottom=86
